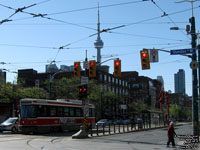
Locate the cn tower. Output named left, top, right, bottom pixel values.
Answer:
left=94, top=4, right=104, bottom=64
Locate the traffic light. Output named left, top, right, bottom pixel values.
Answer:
left=114, top=59, right=121, bottom=77
left=89, top=60, right=96, bottom=77
left=74, top=62, right=81, bottom=78
left=78, top=85, right=88, bottom=99
left=140, top=49, right=150, bottom=70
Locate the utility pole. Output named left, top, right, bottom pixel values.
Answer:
left=198, top=40, right=200, bottom=122
left=190, top=16, right=199, bottom=136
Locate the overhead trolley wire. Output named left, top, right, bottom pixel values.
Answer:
left=150, top=0, right=189, bottom=39
left=47, top=0, right=145, bottom=16
left=0, top=2, right=97, bottom=31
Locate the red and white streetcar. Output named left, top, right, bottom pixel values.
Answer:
left=18, top=98, right=95, bottom=134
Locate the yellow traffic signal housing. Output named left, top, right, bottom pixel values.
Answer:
left=114, top=59, right=121, bottom=77
left=74, top=62, right=81, bottom=78
left=140, top=49, right=150, bottom=70
left=89, top=60, right=96, bottom=77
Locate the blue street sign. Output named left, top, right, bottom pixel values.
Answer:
left=170, top=48, right=195, bottom=55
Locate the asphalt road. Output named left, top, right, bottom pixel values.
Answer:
left=0, top=123, right=197, bottom=150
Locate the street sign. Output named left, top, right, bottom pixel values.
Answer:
left=170, top=48, right=195, bottom=55
left=83, top=61, right=89, bottom=69
left=35, top=80, right=39, bottom=88
left=150, top=49, right=158, bottom=62
left=81, top=76, right=88, bottom=85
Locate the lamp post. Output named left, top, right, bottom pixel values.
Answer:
left=49, top=70, right=64, bottom=99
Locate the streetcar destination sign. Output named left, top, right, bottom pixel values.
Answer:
left=170, top=48, right=195, bottom=55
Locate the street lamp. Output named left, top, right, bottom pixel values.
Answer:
left=49, top=70, right=64, bottom=99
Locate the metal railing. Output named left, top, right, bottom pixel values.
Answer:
left=88, top=121, right=166, bottom=137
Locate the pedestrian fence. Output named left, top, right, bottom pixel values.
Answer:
left=88, top=121, right=166, bottom=137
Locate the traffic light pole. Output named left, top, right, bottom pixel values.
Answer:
left=72, top=51, right=89, bottom=139
left=190, top=16, right=199, bottom=137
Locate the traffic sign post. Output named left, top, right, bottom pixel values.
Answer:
left=83, top=61, right=89, bottom=69
left=81, top=76, right=88, bottom=85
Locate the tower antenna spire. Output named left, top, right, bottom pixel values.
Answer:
left=94, top=1, right=104, bottom=64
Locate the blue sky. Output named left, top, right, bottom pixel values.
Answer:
left=0, top=0, right=200, bottom=96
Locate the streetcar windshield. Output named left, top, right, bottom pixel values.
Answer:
left=20, top=105, right=37, bottom=118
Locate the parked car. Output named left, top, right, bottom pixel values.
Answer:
left=0, top=117, right=18, bottom=133
left=114, top=119, right=123, bottom=125
left=122, top=119, right=131, bottom=125
left=96, top=119, right=111, bottom=127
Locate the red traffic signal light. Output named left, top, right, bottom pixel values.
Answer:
left=140, top=49, right=150, bottom=70
left=114, top=59, right=121, bottom=77
left=74, top=62, right=81, bottom=78
left=89, top=60, right=96, bottom=77
left=78, top=85, right=88, bottom=99
left=142, top=53, right=147, bottom=58
left=115, top=61, right=120, bottom=66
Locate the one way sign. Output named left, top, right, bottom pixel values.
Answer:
left=150, top=49, right=158, bottom=62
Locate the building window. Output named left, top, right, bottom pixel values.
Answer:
left=112, top=77, right=115, bottom=84
left=119, top=80, right=121, bottom=85
left=108, top=86, right=111, bottom=92
left=122, top=81, right=124, bottom=87
left=108, top=76, right=111, bottom=82
left=103, top=85, right=106, bottom=91
left=104, top=75, right=107, bottom=82
left=119, top=88, right=121, bottom=94
left=116, top=79, right=118, bottom=84
left=112, top=87, right=115, bottom=92
left=116, top=87, right=118, bottom=94
left=125, top=82, right=128, bottom=87
left=99, top=73, right=103, bottom=81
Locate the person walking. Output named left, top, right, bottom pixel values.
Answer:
left=167, top=121, right=177, bottom=147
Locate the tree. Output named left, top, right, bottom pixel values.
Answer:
left=129, top=100, right=150, bottom=117
left=18, top=87, right=48, bottom=99
left=53, top=77, right=80, bottom=99
left=169, top=104, right=180, bottom=120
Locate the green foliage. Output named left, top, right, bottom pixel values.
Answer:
left=52, top=77, right=80, bottom=99
left=87, top=79, right=101, bottom=103
left=18, top=87, right=48, bottom=99
left=129, top=101, right=150, bottom=116
left=169, top=104, right=191, bottom=120
left=0, top=82, right=48, bottom=103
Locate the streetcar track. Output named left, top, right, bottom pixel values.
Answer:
left=51, top=137, right=63, bottom=144
left=26, top=137, right=64, bottom=150
left=27, top=138, right=41, bottom=150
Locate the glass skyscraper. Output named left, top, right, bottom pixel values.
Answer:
left=174, top=69, right=185, bottom=94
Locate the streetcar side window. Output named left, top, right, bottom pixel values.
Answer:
left=64, top=107, right=69, bottom=117
left=50, top=106, right=56, bottom=117
left=38, top=105, right=47, bottom=117
left=57, top=107, right=63, bottom=117
left=20, top=105, right=37, bottom=118
left=69, top=107, right=75, bottom=117
left=89, top=108, right=95, bottom=117
left=75, top=107, right=83, bottom=117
